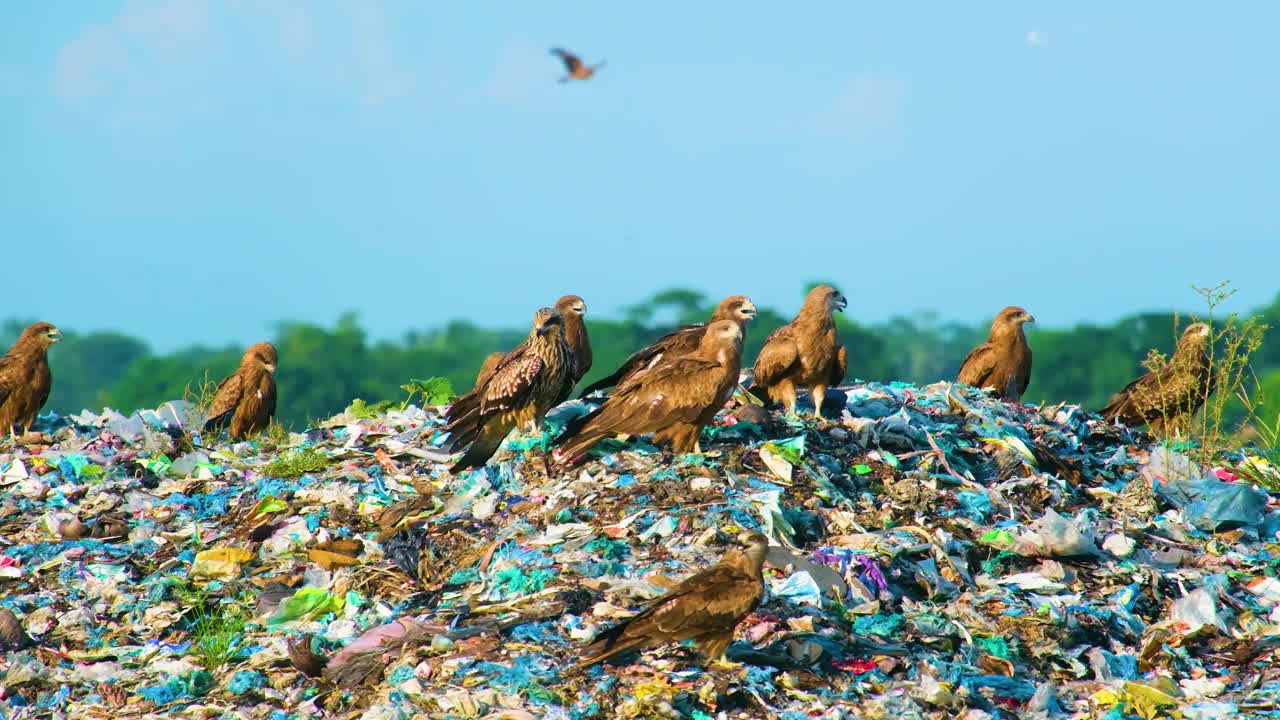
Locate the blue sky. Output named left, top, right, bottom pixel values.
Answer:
left=3, top=2, right=1276, bottom=351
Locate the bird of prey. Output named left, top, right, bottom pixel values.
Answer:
left=578, top=295, right=757, bottom=399
left=1102, top=322, right=1213, bottom=433
left=551, top=47, right=605, bottom=82
left=750, top=285, right=847, bottom=419
left=445, top=308, right=573, bottom=471
left=473, top=295, right=591, bottom=404
left=570, top=532, right=769, bottom=672
left=555, top=320, right=744, bottom=462
left=0, top=322, right=61, bottom=439
left=204, top=342, right=278, bottom=439
left=957, top=306, right=1036, bottom=402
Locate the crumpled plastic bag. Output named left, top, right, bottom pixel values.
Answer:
left=1015, top=508, right=1099, bottom=557
left=1155, top=478, right=1266, bottom=531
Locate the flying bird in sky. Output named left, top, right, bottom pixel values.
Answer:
left=0, top=322, right=61, bottom=440
left=570, top=532, right=769, bottom=672
left=957, top=306, right=1035, bottom=402
left=751, top=285, right=847, bottom=419
left=556, top=319, right=744, bottom=462
left=204, top=342, right=278, bottom=439
left=579, top=295, right=756, bottom=399
left=445, top=307, right=573, bottom=471
left=551, top=47, right=605, bottom=82
left=1101, top=322, right=1213, bottom=433
left=473, top=295, right=591, bottom=403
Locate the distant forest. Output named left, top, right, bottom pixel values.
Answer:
left=6, top=287, right=1279, bottom=438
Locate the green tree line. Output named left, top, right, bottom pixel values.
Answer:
left=5, top=287, right=1278, bottom=439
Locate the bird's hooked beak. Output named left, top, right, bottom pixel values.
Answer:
left=834, top=294, right=848, bottom=313
left=575, top=304, right=587, bottom=316
left=1022, top=312, right=1037, bottom=324
left=47, top=329, right=63, bottom=343
left=741, top=302, right=758, bottom=320
left=263, top=362, right=277, bottom=374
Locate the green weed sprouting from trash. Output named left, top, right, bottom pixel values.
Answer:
left=172, top=581, right=248, bottom=671
left=262, top=447, right=331, bottom=477
left=189, top=603, right=247, bottom=671
left=1137, top=282, right=1270, bottom=478
left=347, top=377, right=455, bottom=419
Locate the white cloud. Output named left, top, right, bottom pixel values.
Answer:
left=50, top=0, right=417, bottom=109
left=815, top=73, right=905, bottom=138
left=1026, top=30, right=1047, bottom=47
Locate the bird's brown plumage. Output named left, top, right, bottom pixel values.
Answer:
left=0, top=322, right=61, bottom=437
left=446, top=308, right=573, bottom=471
left=1102, top=322, right=1213, bottom=433
left=473, top=295, right=591, bottom=405
left=550, top=47, right=604, bottom=81
left=957, top=306, right=1036, bottom=402
left=572, top=532, right=769, bottom=672
left=204, top=342, right=278, bottom=439
left=751, top=285, right=847, bottom=419
left=579, top=295, right=756, bottom=399
left=556, top=321, right=743, bottom=462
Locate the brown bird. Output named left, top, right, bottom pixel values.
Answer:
left=474, top=295, right=591, bottom=404
left=551, top=47, right=605, bottom=82
left=579, top=295, right=757, bottom=399
left=445, top=308, right=573, bottom=471
left=555, top=320, right=744, bottom=462
left=751, top=285, right=847, bottom=419
left=0, top=321, right=61, bottom=439
left=956, top=306, right=1036, bottom=402
left=204, top=342, right=278, bottom=439
left=571, top=532, right=769, bottom=672
left=1102, top=322, right=1213, bottom=433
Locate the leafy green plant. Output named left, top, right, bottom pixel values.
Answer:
left=189, top=602, right=246, bottom=671
left=401, top=377, right=455, bottom=407
left=346, top=377, right=455, bottom=419
left=262, top=447, right=331, bottom=477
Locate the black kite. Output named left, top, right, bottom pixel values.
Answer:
left=445, top=308, right=573, bottom=471
left=551, top=48, right=605, bottom=82
left=751, top=285, right=847, bottom=419
left=555, top=320, right=743, bottom=461
left=579, top=295, right=756, bottom=398
left=957, top=306, right=1036, bottom=402
left=1102, top=322, right=1213, bottom=432
left=0, top=322, right=61, bottom=437
left=571, top=532, right=769, bottom=672
left=204, top=342, right=278, bottom=439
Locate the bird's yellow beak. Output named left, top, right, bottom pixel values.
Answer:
left=263, top=363, right=277, bottom=373
left=1023, top=313, right=1036, bottom=324
left=48, top=329, right=63, bottom=343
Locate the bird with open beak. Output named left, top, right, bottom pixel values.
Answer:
left=750, top=285, right=848, bottom=419
left=0, top=322, right=61, bottom=441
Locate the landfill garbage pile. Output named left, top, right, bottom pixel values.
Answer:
left=2, top=382, right=1279, bottom=720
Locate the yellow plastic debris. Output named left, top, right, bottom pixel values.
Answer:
left=190, top=547, right=254, bottom=579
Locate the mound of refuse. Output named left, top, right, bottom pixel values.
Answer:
left=1, top=381, right=1278, bottom=719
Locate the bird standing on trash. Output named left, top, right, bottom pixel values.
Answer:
left=554, top=320, right=744, bottom=462
left=473, top=295, right=591, bottom=403
left=0, top=321, right=61, bottom=441
left=579, top=295, right=756, bottom=399
left=571, top=532, right=770, bottom=672
left=750, top=285, right=847, bottom=419
left=204, top=342, right=278, bottom=440
left=551, top=47, right=605, bottom=82
left=445, top=308, right=573, bottom=471
left=956, top=306, right=1035, bottom=402
left=1101, top=322, right=1213, bottom=433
